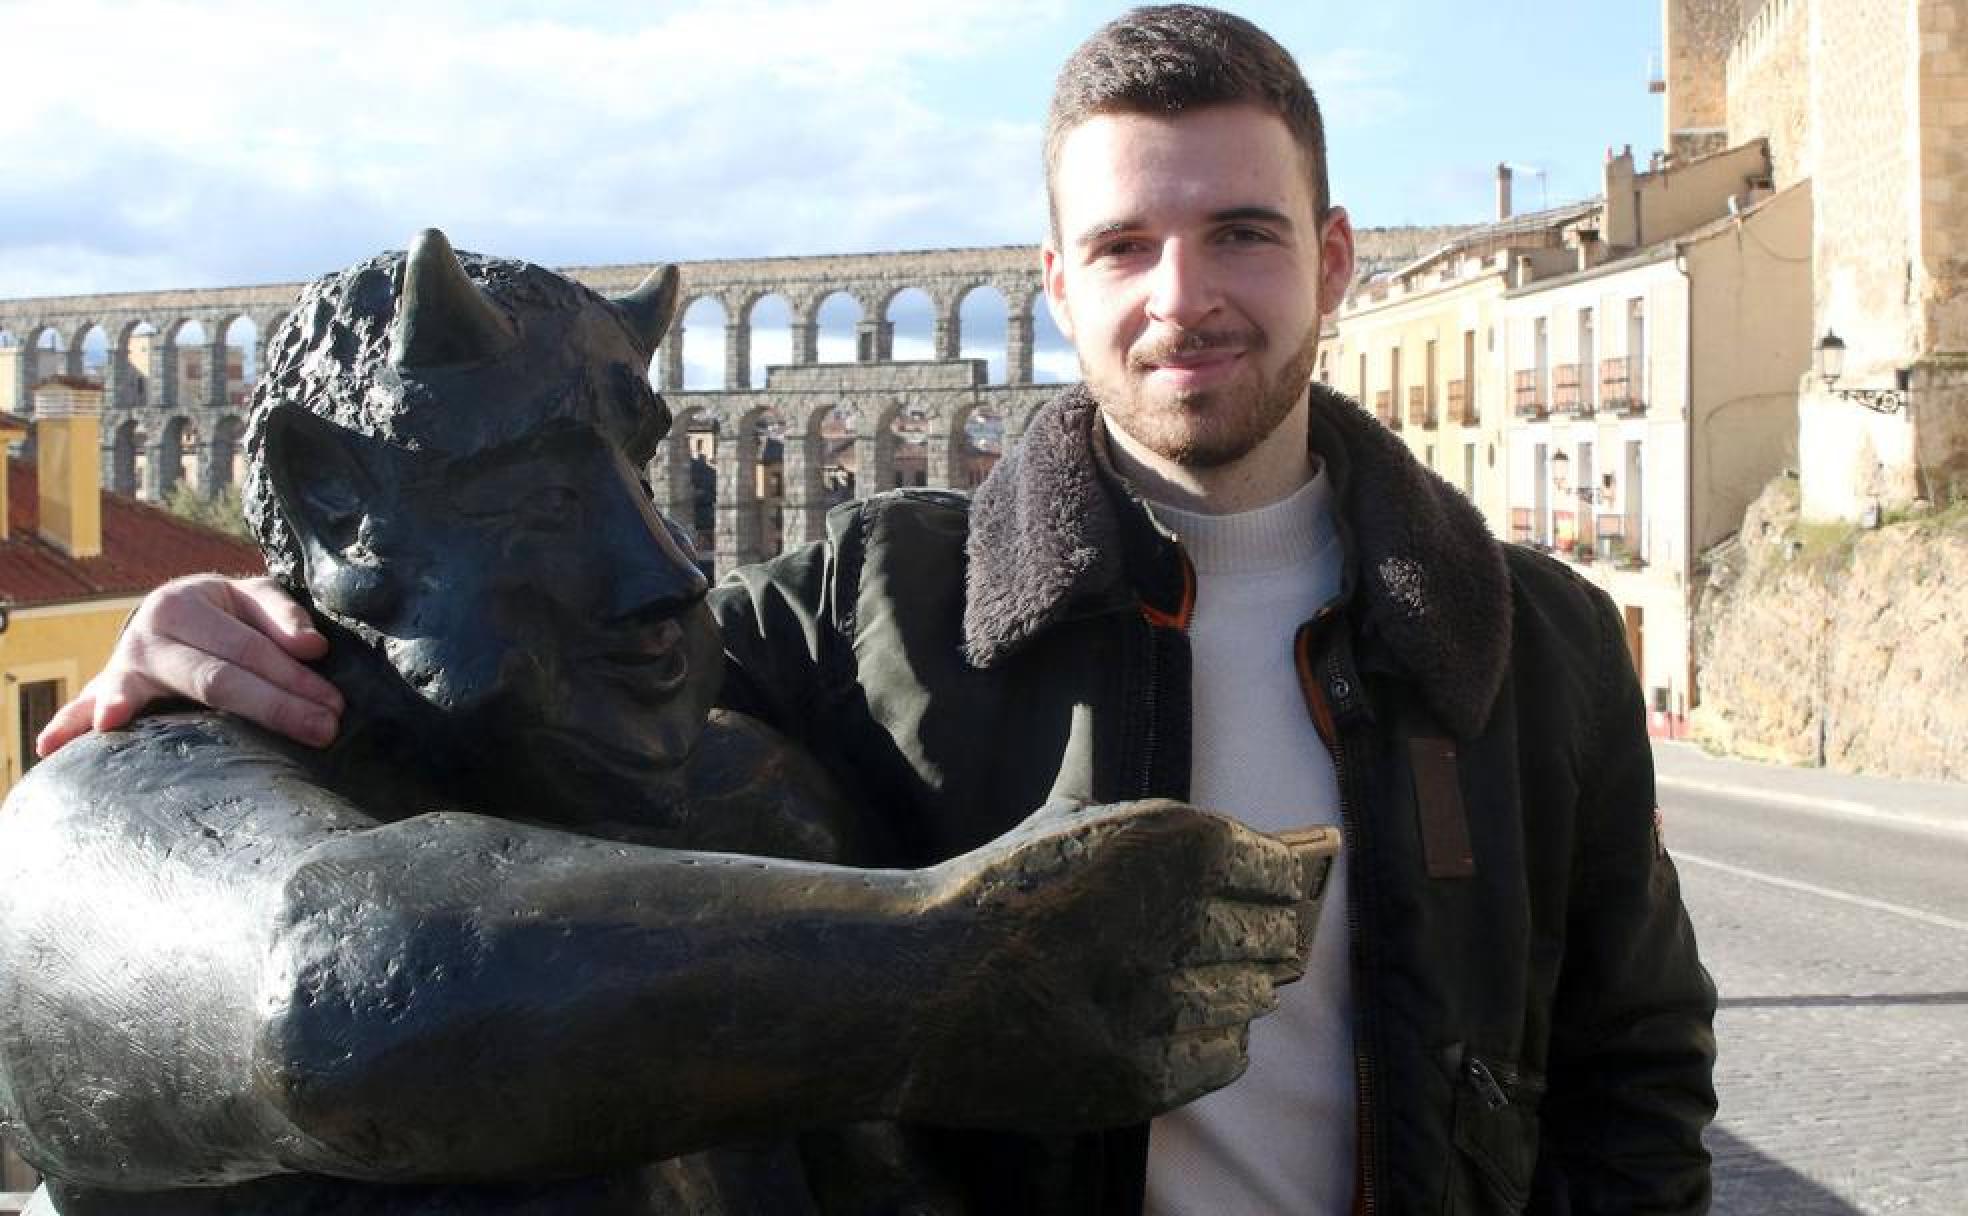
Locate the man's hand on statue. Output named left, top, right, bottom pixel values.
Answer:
left=904, top=799, right=1316, bottom=1132
left=36, top=573, right=344, bottom=756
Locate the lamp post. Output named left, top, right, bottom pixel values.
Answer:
left=1815, top=330, right=1909, bottom=414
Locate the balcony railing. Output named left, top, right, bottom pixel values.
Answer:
left=1553, top=363, right=1590, bottom=417
left=1447, top=378, right=1474, bottom=426
left=1600, top=356, right=1647, bottom=417
left=1513, top=369, right=1545, bottom=419
left=1407, top=384, right=1435, bottom=429
left=1374, top=389, right=1398, bottom=428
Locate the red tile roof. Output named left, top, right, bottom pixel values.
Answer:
left=0, top=459, right=263, bottom=608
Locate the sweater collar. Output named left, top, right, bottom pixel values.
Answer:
left=963, top=382, right=1513, bottom=739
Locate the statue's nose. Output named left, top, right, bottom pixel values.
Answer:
left=605, top=500, right=709, bottom=624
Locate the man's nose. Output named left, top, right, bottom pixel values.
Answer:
left=1144, top=239, right=1216, bottom=328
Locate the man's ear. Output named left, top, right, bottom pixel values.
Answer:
left=262, top=408, right=400, bottom=622
left=1040, top=242, right=1077, bottom=345
left=1316, top=206, right=1357, bottom=318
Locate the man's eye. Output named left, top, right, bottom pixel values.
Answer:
left=1093, top=238, right=1148, bottom=260
left=1219, top=226, right=1275, bottom=244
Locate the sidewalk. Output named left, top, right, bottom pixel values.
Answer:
left=1651, top=740, right=1968, bottom=836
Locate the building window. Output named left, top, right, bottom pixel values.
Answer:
left=17, top=680, right=63, bottom=775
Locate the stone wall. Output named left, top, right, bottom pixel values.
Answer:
left=1665, top=0, right=1743, bottom=149
left=1813, top=0, right=1918, bottom=366
left=1726, top=0, right=1811, bottom=187
left=1693, top=474, right=1968, bottom=779
left=1918, top=0, right=1968, bottom=353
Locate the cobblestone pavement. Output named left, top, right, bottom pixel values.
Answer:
left=1657, top=746, right=1968, bottom=1215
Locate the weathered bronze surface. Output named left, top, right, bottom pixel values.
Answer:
left=0, top=233, right=1328, bottom=1214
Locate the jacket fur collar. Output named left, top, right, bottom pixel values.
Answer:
left=963, top=383, right=1512, bottom=739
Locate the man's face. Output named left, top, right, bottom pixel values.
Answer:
left=1042, top=104, right=1354, bottom=470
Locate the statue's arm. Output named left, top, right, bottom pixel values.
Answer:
left=0, top=714, right=948, bottom=1188
left=0, top=716, right=1313, bottom=1191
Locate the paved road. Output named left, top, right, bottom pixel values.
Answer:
left=1653, top=743, right=1968, bottom=1215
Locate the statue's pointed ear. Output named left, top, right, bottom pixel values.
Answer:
left=262, top=408, right=400, bottom=621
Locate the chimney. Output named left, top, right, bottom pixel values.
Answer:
left=1496, top=162, right=1514, bottom=221
left=0, top=414, right=28, bottom=541
left=31, top=377, right=104, bottom=558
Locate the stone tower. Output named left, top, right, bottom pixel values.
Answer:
left=1662, top=0, right=1741, bottom=161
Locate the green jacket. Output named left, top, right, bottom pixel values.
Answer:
left=712, top=384, right=1717, bottom=1215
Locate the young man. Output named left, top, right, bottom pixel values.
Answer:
left=39, top=6, right=1716, bottom=1212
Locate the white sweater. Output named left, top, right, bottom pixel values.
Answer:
left=1142, top=469, right=1356, bottom=1216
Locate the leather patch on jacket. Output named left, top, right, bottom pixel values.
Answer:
left=1410, top=736, right=1475, bottom=878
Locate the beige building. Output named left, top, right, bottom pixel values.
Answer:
left=1332, top=139, right=1808, bottom=734
left=1672, top=0, right=1968, bottom=519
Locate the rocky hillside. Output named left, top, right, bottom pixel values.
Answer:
left=1692, top=475, right=1968, bottom=781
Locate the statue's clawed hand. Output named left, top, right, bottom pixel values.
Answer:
left=899, top=799, right=1319, bottom=1131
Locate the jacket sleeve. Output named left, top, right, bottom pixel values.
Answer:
left=1538, top=590, right=1719, bottom=1214
left=709, top=530, right=845, bottom=737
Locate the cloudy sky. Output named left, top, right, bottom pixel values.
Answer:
left=3, top=0, right=1665, bottom=303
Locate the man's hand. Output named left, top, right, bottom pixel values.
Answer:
left=904, top=799, right=1321, bottom=1132
left=36, top=575, right=345, bottom=756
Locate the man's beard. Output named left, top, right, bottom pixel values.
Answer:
left=1085, top=321, right=1322, bottom=470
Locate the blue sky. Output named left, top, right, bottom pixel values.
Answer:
left=0, top=1, right=1665, bottom=304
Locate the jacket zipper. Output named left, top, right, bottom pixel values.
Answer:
left=1302, top=606, right=1380, bottom=1216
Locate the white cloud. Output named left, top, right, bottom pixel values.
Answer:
left=1, top=1, right=1055, bottom=296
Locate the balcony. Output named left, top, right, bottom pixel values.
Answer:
left=1407, top=385, right=1436, bottom=429
left=1446, top=378, right=1475, bottom=426
left=1513, top=369, right=1546, bottom=420
left=1552, top=363, right=1592, bottom=418
left=1373, top=389, right=1400, bottom=429
left=1600, top=356, right=1647, bottom=417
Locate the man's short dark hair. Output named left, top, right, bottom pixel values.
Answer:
left=1044, top=5, right=1330, bottom=235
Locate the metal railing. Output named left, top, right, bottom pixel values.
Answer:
left=1407, top=384, right=1435, bottom=429
left=1447, top=378, right=1474, bottom=426
left=1600, top=355, right=1647, bottom=416
left=1513, top=369, right=1545, bottom=419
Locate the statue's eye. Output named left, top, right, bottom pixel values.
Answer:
left=516, top=485, right=580, bottom=529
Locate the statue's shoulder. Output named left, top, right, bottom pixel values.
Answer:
left=679, top=709, right=873, bottom=864
left=2, top=710, right=369, bottom=851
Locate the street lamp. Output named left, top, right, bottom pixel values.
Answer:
left=1815, top=330, right=1909, bottom=414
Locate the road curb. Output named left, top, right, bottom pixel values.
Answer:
left=1654, top=774, right=1968, bottom=838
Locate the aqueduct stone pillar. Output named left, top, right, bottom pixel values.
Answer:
left=778, top=428, right=827, bottom=551
left=1006, top=304, right=1036, bottom=385
left=205, top=334, right=229, bottom=408
left=723, top=320, right=750, bottom=391
left=933, top=313, right=960, bottom=361
left=714, top=422, right=763, bottom=573
left=856, top=422, right=896, bottom=496
left=659, top=322, right=685, bottom=391
left=150, top=337, right=178, bottom=409
left=789, top=321, right=818, bottom=366
left=646, top=436, right=696, bottom=536
left=856, top=319, right=893, bottom=363
left=103, top=345, right=134, bottom=410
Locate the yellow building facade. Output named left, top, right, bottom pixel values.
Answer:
left=0, top=380, right=261, bottom=801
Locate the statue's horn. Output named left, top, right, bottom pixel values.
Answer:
left=391, top=228, right=516, bottom=369
left=612, top=264, right=681, bottom=358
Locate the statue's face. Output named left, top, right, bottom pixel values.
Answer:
left=268, top=406, right=719, bottom=790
